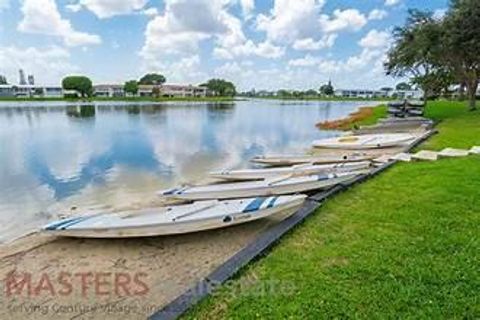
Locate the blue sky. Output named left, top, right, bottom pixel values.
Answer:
left=0, top=0, right=447, bottom=90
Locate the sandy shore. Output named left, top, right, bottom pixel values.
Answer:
left=0, top=216, right=285, bottom=320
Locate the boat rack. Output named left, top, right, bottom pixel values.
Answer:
left=387, top=100, right=426, bottom=118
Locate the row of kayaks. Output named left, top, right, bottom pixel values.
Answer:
left=42, top=133, right=414, bottom=238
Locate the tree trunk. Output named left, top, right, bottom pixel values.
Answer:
left=458, top=83, right=466, bottom=101
left=466, top=79, right=478, bottom=111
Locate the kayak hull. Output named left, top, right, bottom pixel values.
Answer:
left=43, top=195, right=307, bottom=238
left=312, top=133, right=415, bottom=150
left=210, top=161, right=371, bottom=181
left=160, top=173, right=361, bottom=201
left=251, top=154, right=373, bottom=167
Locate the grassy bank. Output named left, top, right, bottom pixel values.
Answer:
left=317, top=105, right=388, bottom=130
left=184, top=101, right=479, bottom=319
left=0, top=96, right=235, bottom=103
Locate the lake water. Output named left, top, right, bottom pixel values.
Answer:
left=0, top=99, right=378, bottom=242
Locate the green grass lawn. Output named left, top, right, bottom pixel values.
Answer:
left=183, top=101, right=480, bottom=319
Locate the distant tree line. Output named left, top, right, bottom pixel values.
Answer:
left=59, top=73, right=237, bottom=98
left=385, top=0, right=480, bottom=110
left=200, top=79, right=236, bottom=96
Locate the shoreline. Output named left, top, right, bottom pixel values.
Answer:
left=316, top=105, right=387, bottom=130
left=0, top=96, right=236, bottom=103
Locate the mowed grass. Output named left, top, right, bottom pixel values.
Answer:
left=354, top=104, right=387, bottom=127
left=183, top=101, right=480, bottom=319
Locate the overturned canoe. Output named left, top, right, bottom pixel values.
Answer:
left=251, top=153, right=373, bottom=167
left=159, top=171, right=364, bottom=201
left=210, top=161, right=372, bottom=181
left=312, top=133, right=416, bottom=150
left=43, top=195, right=307, bottom=238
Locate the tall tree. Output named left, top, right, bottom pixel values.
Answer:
left=441, top=0, right=480, bottom=110
left=319, top=81, right=334, bottom=96
left=385, top=10, right=449, bottom=100
left=202, top=79, right=236, bottom=96
left=124, top=80, right=139, bottom=96
left=139, top=73, right=166, bottom=85
left=62, top=76, right=93, bottom=98
left=0, top=75, right=7, bottom=85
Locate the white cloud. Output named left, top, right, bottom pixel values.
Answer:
left=74, top=0, right=148, bottom=18
left=256, top=0, right=325, bottom=43
left=213, top=40, right=285, bottom=59
left=368, top=9, right=388, bottom=20
left=0, top=46, right=79, bottom=85
left=18, top=0, right=101, bottom=47
left=319, top=9, right=368, bottom=33
left=288, top=54, right=321, bottom=67
left=385, top=0, right=401, bottom=6
left=142, top=54, right=207, bottom=84
left=141, top=0, right=283, bottom=66
left=359, top=29, right=391, bottom=48
left=143, top=7, right=159, bottom=17
left=293, top=34, right=337, bottom=51
left=240, top=0, right=254, bottom=18
left=66, top=3, right=82, bottom=12
left=289, top=43, right=387, bottom=77
left=141, top=0, right=232, bottom=60
left=254, top=41, right=285, bottom=58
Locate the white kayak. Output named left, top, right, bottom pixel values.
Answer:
left=251, top=153, right=374, bottom=167
left=312, top=133, right=416, bottom=150
left=210, top=161, right=371, bottom=181
left=43, top=195, right=307, bottom=238
left=159, top=171, right=364, bottom=201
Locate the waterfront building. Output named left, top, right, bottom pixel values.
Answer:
left=0, top=85, right=14, bottom=97
left=19, top=69, right=26, bottom=85
left=93, top=83, right=208, bottom=98
left=334, top=88, right=423, bottom=99
left=93, top=84, right=125, bottom=97
left=138, top=84, right=208, bottom=97
left=0, top=84, right=64, bottom=97
left=28, top=75, right=35, bottom=85
left=334, top=89, right=389, bottom=99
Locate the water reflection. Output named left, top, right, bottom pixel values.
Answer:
left=66, top=105, right=96, bottom=118
left=0, top=99, right=379, bottom=242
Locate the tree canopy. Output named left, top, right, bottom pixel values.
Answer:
left=442, top=0, right=480, bottom=110
left=202, top=79, right=236, bottom=96
left=62, top=76, right=93, bottom=98
left=139, top=73, right=166, bottom=85
left=124, top=80, right=139, bottom=95
left=385, top=2, right=480, bottom=109
left=319, top=81, right=334, bottom=96
left=0, top=75, right=7, bottom=85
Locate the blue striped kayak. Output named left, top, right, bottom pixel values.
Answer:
left=42, top=195, right=307, bottom=238
left=158, top=171, right=364, bottom=201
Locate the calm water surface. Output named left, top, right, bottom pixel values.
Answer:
left=0, top=99, right=378, bottom=242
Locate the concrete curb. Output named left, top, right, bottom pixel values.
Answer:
left=149, top=128, right=438, bottom=320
